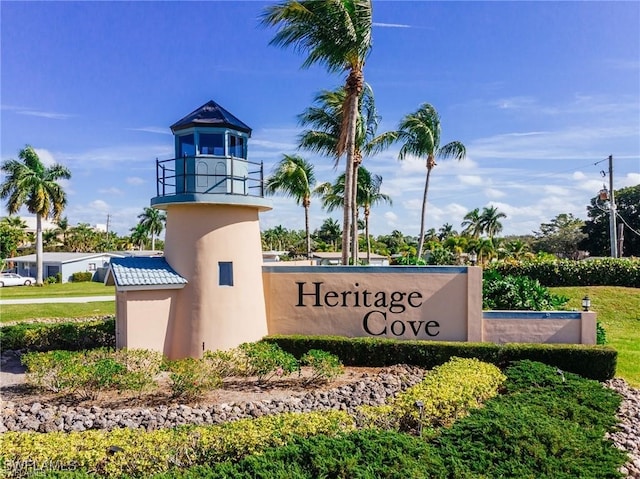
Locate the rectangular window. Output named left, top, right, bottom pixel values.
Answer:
left=200, top=133, right=224, bottom=155
left=179, top=134, right=195, bottom=157
left=88, top=263, right=96, bottom=271
left=219, top=262, right=233, bottom=286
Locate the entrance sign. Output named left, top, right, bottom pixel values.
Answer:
left=263, top=266, right=484, bottom=341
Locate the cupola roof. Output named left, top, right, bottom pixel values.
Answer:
left=170, top=100, right=251, bottom=135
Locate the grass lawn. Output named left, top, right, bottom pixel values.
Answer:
left=0, top=301, right=115, bottom=323
left=551, top=285, right=640, bottom=387
left=0, top=281, right=115, bottom=299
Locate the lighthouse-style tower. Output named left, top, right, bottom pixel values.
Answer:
left=150, top=100, right=271, bottom=358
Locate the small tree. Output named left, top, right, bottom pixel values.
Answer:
left=0, top=146, right=71, bottom=284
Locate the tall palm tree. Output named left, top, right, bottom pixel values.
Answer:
left=315, top=167, right=390, bottom=264
left=461, top=208, right=483, bottom=238
left=0, top=146, right=71, bottom=284
left=393, top=103, right=466, bottom=259
left=299, top=84, right=394, bottom=262
left=137, top=207, right=166, bottom=251
left=359, top=168, right=391, bottom=264
left=265, top=154, right=316, bottom=259
left=262, top=0, right=373, bottom=266
left=479, top=206, right=507, bottom=239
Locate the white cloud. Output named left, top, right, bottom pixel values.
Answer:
left=621, top=172, right=640, bottom=187
left=126, top=177, right=145, bottom=186
left=372, top=22, right=411, bottom=28
left=484, top=188, right=506, bottom=199
left=458, top=175, right=484, bottom=186
left=98, top=187, right=123, bottom=195
left=128, top=127, right=172, bottom=135
left=542, top=185, right=570, bottom=196
left=89, top=200, right=109, bottom=211
left=384, top=211, right=398, bottom=223
left=17, top=110, right=73, bottom=120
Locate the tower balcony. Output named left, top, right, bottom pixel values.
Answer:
left=151, top=155, right=271, bottom=211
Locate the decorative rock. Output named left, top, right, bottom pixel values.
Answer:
left=605, top=378, right=640, bottom=479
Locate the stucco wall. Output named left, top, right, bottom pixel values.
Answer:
left=115, top=290, right=177, bottom=354
left=263, top=266, right=483, bottom=342
left=483, top=311, right=596, bottom=344
left=163, top=203, right=268, bottom=358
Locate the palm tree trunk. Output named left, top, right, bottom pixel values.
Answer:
left=151, top=233, right=156, bottom=251
left=304, top=199, right=311, bottom=259
left=365, top=207, right=371, bottom=265
left=417, top=162, right=434, bottom=259
left=36, top=214, right=43, bottom=285
left=351, top=163, right=359, bottom=264
left=340, top=70, right=362, bottom=266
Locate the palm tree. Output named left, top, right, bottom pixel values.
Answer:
left=55, top=216, right=70, bottom=248
left=315, top=167, right=391, bottom=263
left=262, top=0, right=373, bottom=265
left=479, top=206, right=507, bottom=239
left=137, top=207, right=166, bottom=251
left=299, top=84, right=395, bottom=263
left=359, top=168, right=391, bottom=264
left=129, top=223, right=148, bottom=251
left=265, top=154, right=316, bottom=259
left=0, top=146, right=71, bottom=284
left=315, top=217, right=342, bottom=251
left=393, top=104, right=466, bottom=259
left=461, top=208, right=483, bottom=238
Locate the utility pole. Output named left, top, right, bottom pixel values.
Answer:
left=607, top=155, right=618, bottom=258
left=106, top=213, right=112, bottom=250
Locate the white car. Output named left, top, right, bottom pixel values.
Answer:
left=0, top=273, right=36, bottom=287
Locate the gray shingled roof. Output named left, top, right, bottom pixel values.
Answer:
left=170, top=100, right=252, bottom=135
left=108, top=257, right=187, bottom=289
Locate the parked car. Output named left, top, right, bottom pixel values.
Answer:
left=0, top=273, right=36, bottom=287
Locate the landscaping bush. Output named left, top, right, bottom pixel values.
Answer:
left=0, top=318, right=115, bottom=352
left=238, top=341, right=299, bottom=381
left=482, top=269, right=569, bottom=310
left=263, top=335, right=617, bottom=381
left=149, top=429, right=447, bottom=479
left=71, top=272, right=94, bottom=283
left=357, top=357, right=505, bottom=433
left=489, top=257, right=640, bottom=288
left=166, top=357, right=222, bottom=400
left=300, top=349, right=344, bottom=385
left=434, top=360, right=627, bottom=478
left=0, top=411, right=355, bottom=478
left=22, top=348, right=163, bottom=399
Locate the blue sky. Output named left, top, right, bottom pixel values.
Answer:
left=2, top=1, right=638, bottom=238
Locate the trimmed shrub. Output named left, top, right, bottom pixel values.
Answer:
left=0, top=411, right=355, bottom=478
left=71, top=272, right=93, bottom=283
left=263, top=335, right=617, bottom=381
left=357, top=357, right=505, bottom=432
left=0, top=318, right=115, bottom=352
left=435, top=360, right=627, bottom=479
left=489, top=257, right=640, bottom=287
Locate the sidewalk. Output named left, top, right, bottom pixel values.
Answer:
left=0, top=296, right=114, bottom=305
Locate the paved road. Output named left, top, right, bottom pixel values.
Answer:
left=0, top=296, right=114, bottom=305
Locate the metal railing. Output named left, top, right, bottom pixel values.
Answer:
left=155, top=155, right=264, bottom=198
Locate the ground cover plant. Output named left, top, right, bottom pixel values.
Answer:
left=25, top=360, right=621, bottom=479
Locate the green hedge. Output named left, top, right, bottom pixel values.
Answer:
left=71, top=272, right=94, bottom=282
left=489, top=258, right=640, bottom=287
left=262, top=335, right=617, bottom=381
left=0, top=318, right=115, bottom=352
